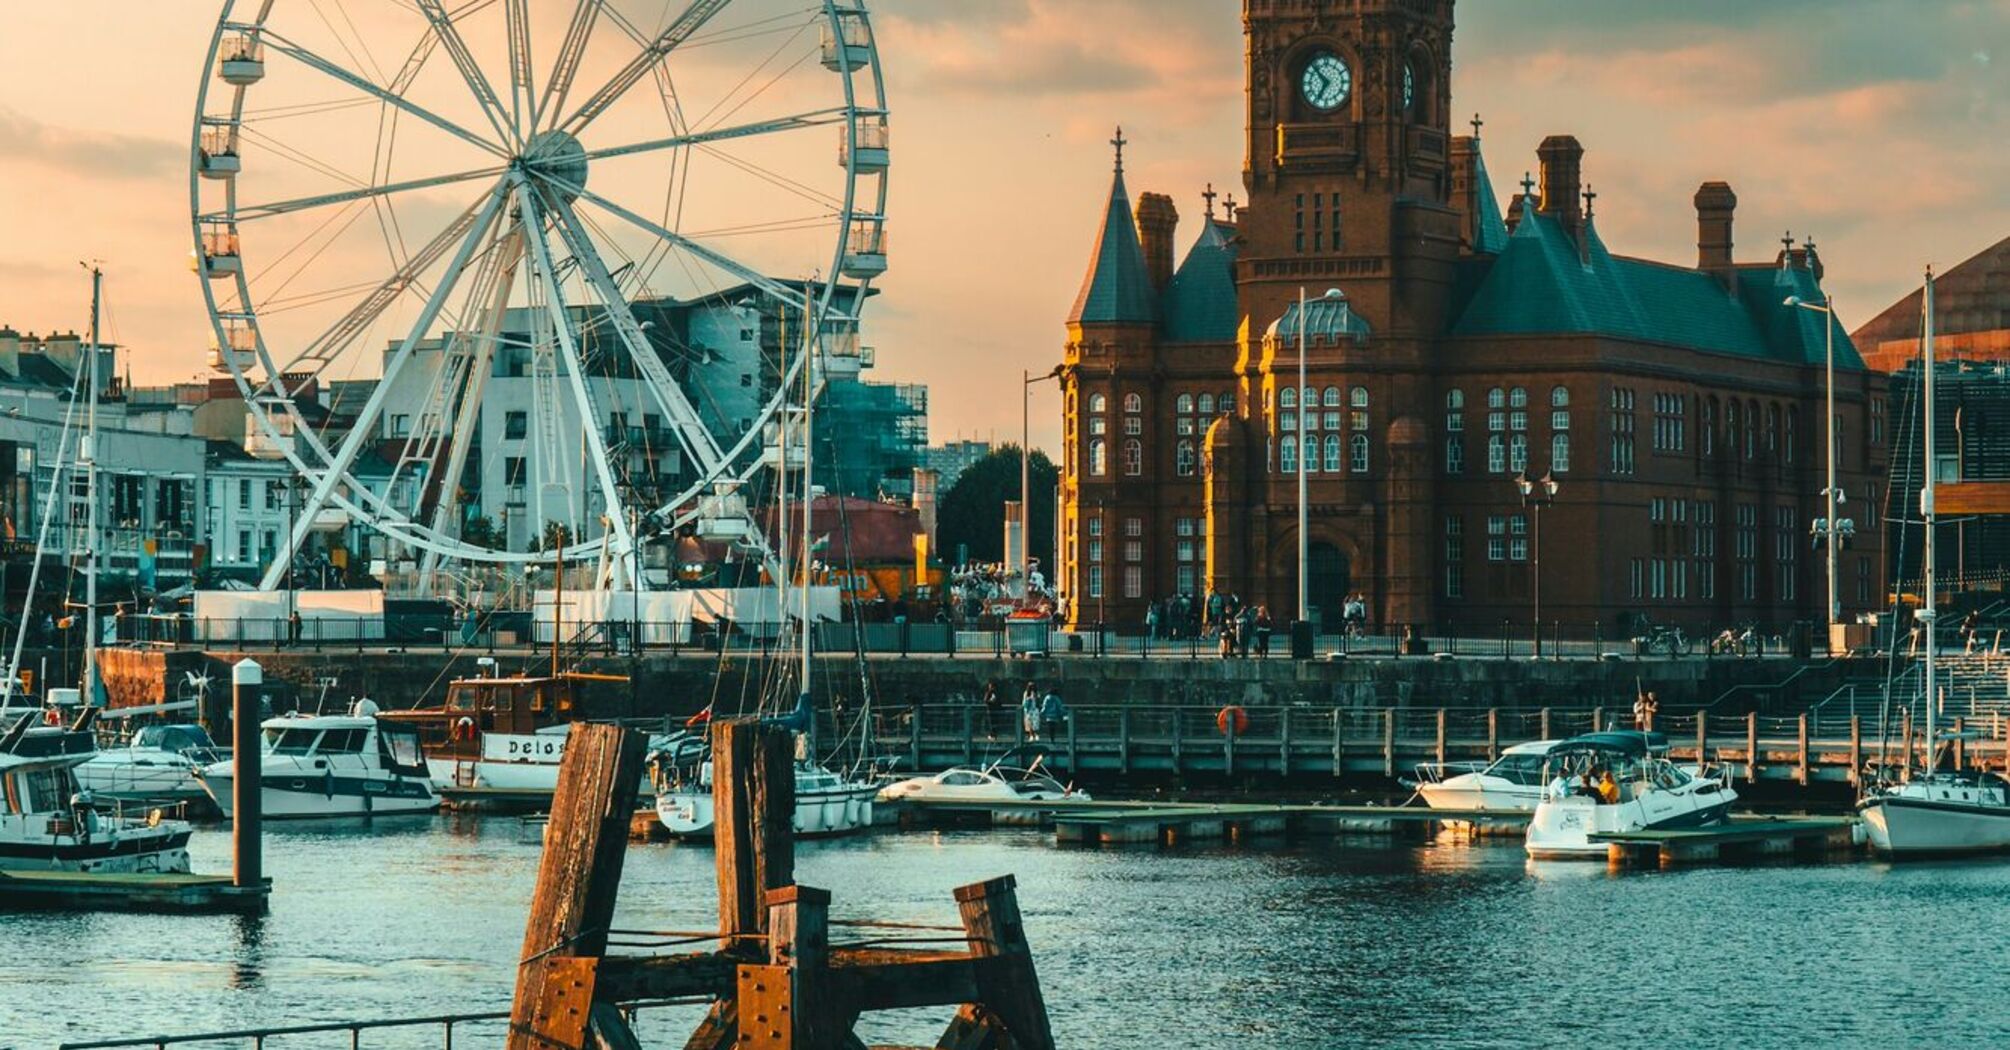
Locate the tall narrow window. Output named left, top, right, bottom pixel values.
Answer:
left=1324, top=434, right=1342, bottom=473
left=1122, top=439, right=1142, bottom=476
left=1280, top=436, right=1298, bottom=473
left=1350, top=434, right=1369, bottom=473
left=1089, top=439, right=1107, bottom=476
left=1176, top=440, right=1196, bottom=476
left=1551, top=433, right=1570, bottom=473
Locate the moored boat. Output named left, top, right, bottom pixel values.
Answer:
left=1524, top=731, right=1736, bottom=860
left=877, top=746, right=1087, bottom=807
left=74, top=723, right=221, bottom=806
left=1411, top=740, right=1559, bottom=813
left=0, top=715, right=194, bottom=873
left=197, top=714, right=438, bottom=818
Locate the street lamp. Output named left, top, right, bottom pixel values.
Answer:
left=1785, top=293, right=1847, bottom=646
left=1515, top=471, right=1558, bottom=659
left=1021, top=365, right=1063, bottom=603
left=1296, top=287, right=1349, bottom=630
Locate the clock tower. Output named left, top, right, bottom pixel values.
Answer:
left=1237, top=0, right=1459, bottom=337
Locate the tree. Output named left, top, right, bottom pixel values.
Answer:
left=936, top=446, right=1058, bottom=572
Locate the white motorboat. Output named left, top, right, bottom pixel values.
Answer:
left=878, top=747, right=1088, bottom=806
left=75, top=723, right=221, bottom=806
left=197, top=714, right=439, bottom=818
left=0, top=715, right=193, bottom=873
left=1410, top=740, right=1559, bottom=813
left=653, top=741, right=879, bottom=839
left=1524, top=731, right=1736, bottom=860
left=1854, top=270, right=2010, bottom=858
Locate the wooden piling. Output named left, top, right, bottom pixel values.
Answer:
left=1849, top=716, right=1862, bottom=786
left=938, top=876, right=1057, bottom=1050
left=1330, top=707, right=1343, bottom=777
left=1278, top=707, right=1292, bottom=777
left=1434, top=709, right=1447, bottom=767
left=1954, top=716, right=1966, bottom=770
left=1695, top=712, right=1708, bottom=768
left=508, top=723, right=646, bottom=1050
left=1746, top=712, right=1760, bottom=783
left=1797, top=714, right=1810, bottom=786
left=713, top=718, right=795, bottom=943
left=1486, top=708, right=1499, bottom=761
left=1539, top=707, right=1552, bottom=740
left=1382, top=709, right=1395, bottom=778
left=1117, top=707, right=1132, bottom=775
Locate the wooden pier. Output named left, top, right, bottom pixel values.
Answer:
left=0, top=869, right=270, bottom=915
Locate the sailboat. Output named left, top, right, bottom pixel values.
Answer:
left=653, top=293, right=879, bottom=839
left=1857, top=267, right=2010, bottom=856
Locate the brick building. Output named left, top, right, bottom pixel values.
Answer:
left=1056, top=0, right=1888, bottom=637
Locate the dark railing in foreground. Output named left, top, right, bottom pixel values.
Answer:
left=58, top=997, right=707, bottom=1049
left=102, top=615, right=1841, bottom=661
left=860, top=702, right=2010, bottom=785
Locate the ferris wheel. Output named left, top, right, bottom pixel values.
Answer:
left=189, top=0, right=889, bottom=591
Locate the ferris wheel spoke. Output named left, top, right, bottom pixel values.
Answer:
left=563, top=178, right=798, bottom=306
left=504, top=0, right=536, bottom=134
left=574, top=105, right=851, bottom=166
left=558, top=0, right=734, bottom=136
left=420, top=231, right=522, bottom=582
left=545, top=191, right=724, bottom=478
left=217, top=162, right=508, bottom=223
left=412, top=0, right=521, bottom=150
left=257, top=27, right=511, bottom=159
left=534, top=0, right=605, bottom=131
left=257, top=182, right=510, bottom=590
left=513, top=179, right=643, bottom=578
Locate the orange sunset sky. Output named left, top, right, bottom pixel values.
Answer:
left=2, top=1, right=2007, bottom=454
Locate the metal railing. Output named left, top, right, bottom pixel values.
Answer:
left=58, top=997, right=709, bottom=1049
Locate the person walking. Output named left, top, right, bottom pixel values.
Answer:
left=1039, top=687, right=1069, bottom=742
left=1254, top=606, right=1273, bottom=658
left=981, top=680, right=1002, bottom=741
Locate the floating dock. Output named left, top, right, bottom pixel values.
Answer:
left=1593, top=817, right=1859, bottom=868
left=0, top=869, right=270, bottom=915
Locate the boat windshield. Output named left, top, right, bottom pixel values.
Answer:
left=135, top=724, right=216, bottom=754
left=316, top=728, right=368, bottom=754
left=939, top=770, right=988, bottom=787
left=265, top=727, right=321, bottom=755
left=1483, top=752, right=1550, bottom=785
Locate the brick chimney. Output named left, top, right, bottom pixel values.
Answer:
left=1536, top=135, right=1584, bottom=232
left=1694, top=181, right=1737, bottom=291
left=1134, top=192, right=1179, bottom=294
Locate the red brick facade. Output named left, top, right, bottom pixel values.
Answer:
left=1057, top=0, right=1888, bottom=637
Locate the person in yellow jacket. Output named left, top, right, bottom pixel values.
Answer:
left=1596, top=768, right=1620, bottom=804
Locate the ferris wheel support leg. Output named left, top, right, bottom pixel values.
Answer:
left=256, top=182, right=511, bottom=592
left=513, top=179, right=642, bottom=590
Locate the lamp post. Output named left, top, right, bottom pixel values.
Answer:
left=1516, top=471, right=1558, bottom=659
left=1295, top=288, right=1349, bottom=629
left=1785, top=293, right=1843, bottom=648
left=1021, top=365, right=1062, bottom=601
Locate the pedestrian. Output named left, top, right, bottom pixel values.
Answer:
left=1021, top=686, right=1042, bottom=741
left=1254, top=606, right=1273, bottom=658
left=1039, top=687, right=1068, bottom=741
left=1236, top=605, right=1256, bottom=659
left=1145, top=601, right=1160, bottom=641
left=1644, top=691, right=1659, bottom=732
left=288, top=609, right=302, bottom=646
left=981, top=680, right=1002, bottom=740
left=1219, top=618, right=1237, bottom=659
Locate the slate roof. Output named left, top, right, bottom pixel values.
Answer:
left=1068, top=170, right=1156, bottom=326
left=1471, top=141, right=1510, bottom=255
left=1268, top=292, right=1373, bottom=347
left=1451, top=210, right=1860, bottom=368
left=1161, top=219, right=1240, bottom=343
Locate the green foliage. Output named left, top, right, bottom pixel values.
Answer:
left=461, top=514, right=499, bottom=550
left=936, top=446, right=1057, bottom=570
left=532, top=520, right=572, bottom=553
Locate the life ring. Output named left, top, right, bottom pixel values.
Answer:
left=454, top=716, right=477, bottom=743
left=1216, top=705, right=1249, bottom=737
left=43, top=707, right=62, bottom=727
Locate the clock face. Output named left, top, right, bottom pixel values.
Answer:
left=1300, top=52, right=1351, bottom=112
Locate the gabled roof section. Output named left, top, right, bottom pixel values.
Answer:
left=1068, top=169, right=1156, bottom=326
left=1852, top=232, right=2010, bottom=346
left=1471, top=141, right=1510, bottom=255
left=1451, top=210, right=1862, bottom=367
left=1161, top=219, right=1240, bottom=343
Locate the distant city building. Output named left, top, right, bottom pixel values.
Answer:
left=814, top=378, right=926, bottom=502
left=1056, top=0, right=1887, bottom=633
left=920, top=440, right=994, bottom=492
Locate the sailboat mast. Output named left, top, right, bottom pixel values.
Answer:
left=1920, top=267, right=1937, bottom=773
left=800, top=285, right=815, bottom=702
left=82, top=266, right=103, bottom=706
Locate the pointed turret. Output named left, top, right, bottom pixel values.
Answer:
left=1068, top=127, right=1156, bottom=327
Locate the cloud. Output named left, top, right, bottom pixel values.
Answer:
left=0, top=107, right=183, bottom=181
left=880, top=0, right=1237, bottom=104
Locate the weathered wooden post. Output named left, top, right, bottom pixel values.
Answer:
left=740, top=884, right=835, bottom=1049
left=1486, top=708, right=1499, bottom=761
left=1849, top=715, right=1862, bottom=785
left=1796, top=713, right=1810, bottom=786
left=1330, top=707, right=1344, bottom=777
left=1901, top=706, right=1914, bottom=778
left=231, top=657, right=262, bottom=891
left=1746, top=711, right=1760, bottom=783
left=938, top=875, right=1058, bottom=1050
left=1278, top=706, right=1292, bottom=777
left=1696, top=712, right=1709, bottom=768
left=1434, top=709, right=1447, bottom=767
left=1117, top=707, right=1132, bottom=775
left=1954, top=716, right=1966, bottom=770
left=713, top=717, right=796, bottom=943
left=1540, top=707, right=1552, bottom=740
left=508, top=723, right=647, bottom=1050
left=1382, top=708, right=1395, bottom=778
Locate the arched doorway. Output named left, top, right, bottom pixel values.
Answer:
left=1307, top=542, right=1350, bottom=628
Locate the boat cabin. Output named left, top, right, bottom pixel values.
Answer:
left=0, top=727, right=97, bottom=818
left=381, top=672, right=625, bottom=760
left=1541, top=732, right=1692, bottom=803
left=259, top=715, right=427, bottom=779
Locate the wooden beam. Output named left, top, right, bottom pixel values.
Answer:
left=589, top=1001, right=644, bottom=1050
left=509, top=724, right=646, bottom=1050
left=1937, top=481, right=2010, bottom=517
left=768, top=884, right=839, bottom=1046
left=938, top=875, right=1056, bottom=1050
left=714, top=717, right=797, bottom=942
left=595, top=952, right=737, bottom=1001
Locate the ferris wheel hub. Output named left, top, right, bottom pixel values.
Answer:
left=523, top=129, right=588, bottom=199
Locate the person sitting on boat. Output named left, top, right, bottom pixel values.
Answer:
left=1575, top=769, right=1600, bottom=799
left=1596, top=768, right=1620, bottom=805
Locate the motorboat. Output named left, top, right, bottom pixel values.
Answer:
left=378, top=672, right=656, bottom=795
left=75, top=723, right=222, bottom=806
left=1410, top=740, right=1559, bottom=813
left=652, top=739, right=879, bottom=839
left=877, top=746, right=1088, bottom=806
left=1524, top=731, right=1736, bottom=860
left=197, top=713, right=439, bottom=818
left=1853, top=270, right=2010, bottom=858
left=0, top=715, right=193, bottom=873
left=1859, top=769, right=2010, bottom=857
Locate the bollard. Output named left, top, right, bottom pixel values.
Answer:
left=233, top=657, right=263, bottom=890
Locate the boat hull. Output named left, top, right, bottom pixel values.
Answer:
left=1416, top=779, right=1541, bottom=813
left=201, top=770, right=438, bottom=819
left=1525, top=794, right=1735, bottom=860
left=656, top=782, right=878, bottom=839
left=0, top=823, right=192, bottom=874
left=74, top=754, right=209, bottom=805
left=1860, top=795, right=2010, bottom=857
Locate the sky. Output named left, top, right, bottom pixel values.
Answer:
left=1, top=1, right=2006, bottom=456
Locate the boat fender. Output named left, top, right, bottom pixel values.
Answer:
left=1216, top=705, right=1249, bottom=737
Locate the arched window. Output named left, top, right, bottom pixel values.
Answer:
left=1350, top=386, right=1369, bottom=408
left=1487, top=387, right=1505, bottom=409
left=1176, top=440, right=1196, bottom=476
left=1175, top=393, right=1194, bottom=415
left=1509, top=433, right=1529, bottom=472
left=1123, top=393, right=1142, bottom=414
left=1089, top=439, right=1107, bottom=476
left=1323, top=385, right=1342, bottom=407
left=1220, top=392, right=1236, bottom=414
left=1447, top=389, right=1465, bottom=410
left=1303, top=386, right=1317, bottom=406
left=1349, top=434, right=1369, bottom=473
left=1745, top=399, right=1759, bottom=459
left=1552, top=433, right=1571, bottom=473
left=1784, top=406, right=1797, bottom=463
left=1089, top=393, right=1107, bottom=414
left=1551, top=385, right=1570, bottom=407
left=1487, top=434, right=1506, bottom=473
left=1509, top=386, right=1528, bottom=408
left=1767, top=403, right=1781, bottom=458
left=1702, top=398, right=1717, bottom=456
left=1197, top=393, right=1215, bottom=415
left=1280, top=436, right=1298, bottom=473
left=1122, top=439, right=1142, bottom=476
left=1279, top=386, right=1297, bottom=410
left=1324, top=434, right=1343, bottom=472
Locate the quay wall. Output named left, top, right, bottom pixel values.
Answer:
left=89, top=647, right=1862, bottom=719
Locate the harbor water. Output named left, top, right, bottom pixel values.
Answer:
left=4, top=816, right=2008, bottom=1048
